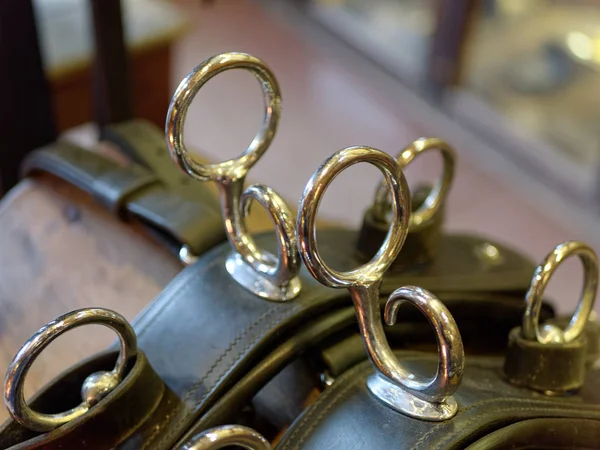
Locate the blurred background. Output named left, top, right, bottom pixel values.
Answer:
left=2, top=0, right=600, bottom=312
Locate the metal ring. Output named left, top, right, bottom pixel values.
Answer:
left=4, top=308, right=137, bottom=432
left=372, top=137, right=455, bottom=228
left=225, top=184, right=302, bottom=301
left=522, top=241, right=598, bottom=344
left=166, top=52, right=281, bottom=182
left=297, top=146, right=411, bottom=288
left=182, top=425, right=272, bottom=450
left=383, top=286, right=464, bottom=400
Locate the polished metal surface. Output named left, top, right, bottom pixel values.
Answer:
left=297, top=146, right=464, bottom=420
left=182, top=425, right=272, bottom=450
left=371, top=137, right=455, bottom=229
left=179, top=244, right=199, bottom=266
left=4, top=308, right=137, bottom=432
left=522, top=241, right=598, bottom=344
left=166, top=52, right=301, bottom=301
left=372, top=286, right=464, bottom=419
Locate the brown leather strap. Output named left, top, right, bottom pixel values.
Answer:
left=99, top=119, right=220, bottom=211
left=21, top=141, right=225, bottom=257
left=276, top=354, right=600, bottom=450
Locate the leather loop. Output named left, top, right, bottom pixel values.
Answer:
left=357, top=185, right=443, bottom=269
left=99, top=119, right=220, bottom=210
left=0, top=351, right=166, bottom=449
left=20, top=142, right=225, bottom=256
left=504, top=327, right=588, bottom=392
left=92, top=166, right=160, bottom=214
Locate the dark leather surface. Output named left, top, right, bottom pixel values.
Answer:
left=504, top=327, right=588, bottom=392
left=99, top=119, right=220, bottom=211
left=20, top=141, right=225, bottom=256
left=277, top=352, right=600, bottom=450
left=0, top=351, right=166, bottom=449
left=0, top=229, right=542, bottom=448
left=466, top=417, right=600, bottom=449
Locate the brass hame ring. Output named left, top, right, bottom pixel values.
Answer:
left=165, top=52, right=281, bottom=183
left=4, top=308, right=137, bottom=432
left=522, top=241, right=598, bottom=344
left=297, top=146, right=411, bottom=288
left=183, top=425, right=272, bottom=450
left=372, top=137, right=455, bottom=229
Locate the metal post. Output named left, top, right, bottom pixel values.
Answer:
left=89, top=0, right=133, bottom=127
left=0, top=0, right=56, bottom=194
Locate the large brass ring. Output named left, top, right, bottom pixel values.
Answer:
left=297, top=146, right=411, bottom=288
left=166, top=52, right=281, bottom=182
left=4, top=308, right=137, bottom=432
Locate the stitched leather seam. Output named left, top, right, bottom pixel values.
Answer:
left=140, top=400, right=180, bottom=450
left=134, top=257, right=222, bottom=338
left=430, top=405, right=600, bottom=449
left=414, top=397, right=600, bottom=448
left=155, top=303, right=304, bottom=447
left=279, top=369, right=364, bottom=450
left=182, top=306, right=284, bottom=404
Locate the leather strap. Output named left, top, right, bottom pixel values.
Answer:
left=0, top=230, right=548, bottom=448
left=466, top=418, right=600, bottom=449
left=21, top=141, right=225, bottom=256
left=99, top=119, right=220, bottom=211
left=277, top=353, right=600, bottom=449
left=0, top=351, right=166, bottom=449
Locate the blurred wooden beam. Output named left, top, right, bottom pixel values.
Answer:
left=90, top=0, right=134, bottom=127
left=426, top=0, right=478, bottom=102
left=0, top=0, right=56, bottom=194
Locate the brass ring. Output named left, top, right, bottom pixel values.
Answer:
left=4, top=308, right=137, bottom=432
left=166, top=52, right=281, bottom=182
left=522, top=241, right=598, bottom=344
left=372, top=137, right=455, bottom=228
left=297, top=146, right=411, bottom=288
left=183, top=425, right=272, bottom=450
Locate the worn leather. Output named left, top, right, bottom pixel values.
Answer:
left=466, top=417, right=600, bottom=449
left=0, top=351, right=167, bottom=449
left=0, top=229, right=548, bottom=448
left=277, top=352, right=600, bottom=449
left=98, top=119, right=220, bottom=211
left=504, top=327, right=588, bottom=392
left=357, top=184, right=534, bottom=293
left=21, top=141, right=225, bottom=256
